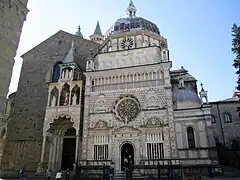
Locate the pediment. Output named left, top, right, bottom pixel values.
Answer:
left=113, top=126, right=141, bottom=134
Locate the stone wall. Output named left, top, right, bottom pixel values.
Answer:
left=0, top=0, right=28, bottom=115
left=210, top=101, right=240, bottom=147
left=1, top=31, right=99, bottom=172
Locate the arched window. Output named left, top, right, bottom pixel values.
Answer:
left=223, top=112, right=232, bottom=123
left=187, top=126, right=196, bottom=148
left=211, top=115, right=216, bottom=123
left=52, top=62, right=62, bottom=82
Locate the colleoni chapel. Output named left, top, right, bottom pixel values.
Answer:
left=0, top=1, right=217, bottom=173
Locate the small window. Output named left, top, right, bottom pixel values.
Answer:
left=211, top=115, right=216, bottom=123
left=187, top=126, right=196, bottom=149
left=52, top=62, right=62, bottom=82
left=223, top=112, right=232, bottom=123
left=91, top=80, right=95, bottom=86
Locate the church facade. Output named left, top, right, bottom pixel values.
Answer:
left=0, top=1, right=217, bottom=174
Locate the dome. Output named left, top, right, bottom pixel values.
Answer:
left=106, top=1, right=160, bottom=36
left=112, top=17, right=160, bottom=35
left=173, top=89, right=201, bottom=103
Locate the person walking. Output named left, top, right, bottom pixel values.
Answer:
left=109, top=162, right=115, bottom=180
left=46, top=169, right=52, bottom=180
left=19, top=168, right=24, bottom=180
left=66, top=168, right=70, bottom=180
left=55, top=170, right=62, bottom=180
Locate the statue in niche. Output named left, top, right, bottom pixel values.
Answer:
left=72, top=93, right=77, bottom=105
left=64, top=92, right=69, bottom=105
left=69, top=70, right=72, bottom=78
left=66, top=69, right=69, bottom=78
left=61, top=70, right=65, bottom=79
left=163, top=50, right=167, bottom=60
left=51, top=95, right=57, bottom=107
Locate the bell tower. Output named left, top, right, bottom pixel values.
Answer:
left=90, top=21, right=104, bottom=44
left=0, top=0, right=29, bottom=116
left=199, top=83, right=209, bottom=104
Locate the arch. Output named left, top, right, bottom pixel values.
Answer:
left=94, top=120, right=108, bottom=129
left=187, top=126, right=196, bottom=148
left=211, top=115, right=216, bottom=123
left=60, top=83, right=70, bottom=106
left=47, top=111, right=77, bottom=130
left=52, top=62, right=62, bottom=82
left=49, top=86, right=59, bottom=107
left=152, top=72, right=156, bottom=80
left=71, top=85, right=80, bottom=105
left=161, top=71, right=164, bottom=79
left=144, top=73, right=148, bottom=80
left=46, top=114, right=76, bottom=135
left=223, top=112, right=232, bottom=123
left=146, top=117, right=162, bottom=127
left=120, top=142, right=134, bottom=170
left=61, top=67, right=73, bottom=79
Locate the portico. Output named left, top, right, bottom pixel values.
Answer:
left=39, top=115, right=81, bottom=171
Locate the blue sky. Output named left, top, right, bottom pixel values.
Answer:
left=9, top=0, right=240, bottom=101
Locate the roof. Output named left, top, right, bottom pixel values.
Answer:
left=173, top=89, right=201, bottom=103
left=94, top=21, right=102, bottom=36
left=170, top=67, right=197, bottom=82
left=21, top=30, right=98, bottom=58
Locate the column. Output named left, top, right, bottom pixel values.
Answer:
left=57, top=91, right=61, bottom=106
left=75, top=133, right=80, bottom=163
left=52, top=137, right=58, bottom=170
left=40, top=135, right=47, bottom=163
left=48, top=143, right=53, bottom=170
left=47, top=89, right=51, bottom=107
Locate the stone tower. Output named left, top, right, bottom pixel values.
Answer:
left=90, top=21, right=104, bottom=44
left=0, top=0, right=29, bottom=116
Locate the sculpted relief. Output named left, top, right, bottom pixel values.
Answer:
left=145, top=89, right=162, bottom=109
left=95, top=94, right=106, bottom=112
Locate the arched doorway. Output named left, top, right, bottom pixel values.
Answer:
left=121, top=142, right=134, bottom=170
left=61, top=127, right=76, bottom=170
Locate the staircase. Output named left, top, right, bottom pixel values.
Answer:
left=114, top=170, right=154, bottom=180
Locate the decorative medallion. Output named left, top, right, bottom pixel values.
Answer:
left=113, top=94, right=140, bottom=124
left=121, top=37, right=134, bottom=49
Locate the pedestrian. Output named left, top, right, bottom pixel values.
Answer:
left=66, top=168, right=70, bottom=180
left=19, top=168, right=24, bottom=180
left=46, top=169, right=52, bottom=180
left=109, top=162, right=115, bottom=180
left=55, top=170, right=62, bottom=180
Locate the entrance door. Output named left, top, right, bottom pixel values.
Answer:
left=61, top=138, right=76, bottom=170
left=121, top=143, right=134, bottom=170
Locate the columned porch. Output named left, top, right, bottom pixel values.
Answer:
left=38, top=115, right=81, bottom=172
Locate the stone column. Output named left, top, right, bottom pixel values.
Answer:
left=52, top=137, right=58, bottom=170
left=48, top=143, right=53, bottom=170
left=40, top=135, right=47, bottom=163
left=75, top=133, right=80, bottom=163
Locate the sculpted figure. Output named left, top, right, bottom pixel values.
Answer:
left=51, top=95, right=56, bottom=107
left=72, top=94, right=77, bottom=105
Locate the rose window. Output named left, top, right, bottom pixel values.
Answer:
left=121, top=37, right=134, bottom=49
left=113, top=94, right=140, bottom=123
